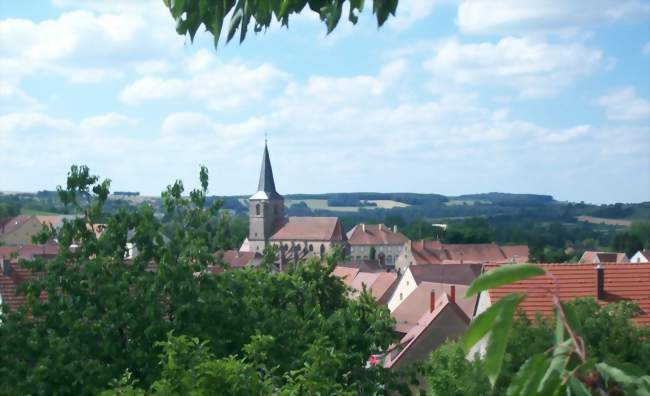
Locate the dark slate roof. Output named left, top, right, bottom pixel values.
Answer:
left=254, top=143, right=281, bottom=200
left=409, top=263, right=483, bottom=286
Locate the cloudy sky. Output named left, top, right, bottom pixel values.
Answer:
left=1, top=0, right=649, bottom=203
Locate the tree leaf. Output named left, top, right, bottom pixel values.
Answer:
left=567, top=376, right=591, bottom=396
left=506, top=353, right=548, bottom=396
left=465, top=264, right=545, bottom=297
left=462, top=293, right=524, bottom=354
left=484, top=293, right=525, bottom=387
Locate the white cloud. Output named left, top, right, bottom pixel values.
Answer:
left=0, top=82, right=42, bottom=112
left=0, top=4, right=180, bottom=84
left=643, top=42, right=650, bottom=55
left=597, top=87, right=650, bottom=121
left=80, top=113, right=137, bottom=130
left=423, top=37, right=603, bottom=97
left=134, top=60, right=171, bottom=75
left=120, top=53, right=289, bottom=111
left=457, top=0, right=650, bottom=35
left=386, top=0, right=443, bottom=31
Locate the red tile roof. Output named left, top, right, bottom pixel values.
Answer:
left=347, top=224, right=408, bottom=246
left=270, top=217, right=346, bottom=241
left=335, top=260, right=384, bottom=273
left=484, top=263, right=650, bottom=325
left=392, top=282, right=476, bottom=334
left=0, top=215, right=35, bottom=235
left=500, top=245, right=530, bottom=263
left=406, top=241, right=528, bottom=265
left=579, top=251, right=629, bottom=264
left=217, top=250, right=261, bottom=268
left=332, top=266, right=360, bottom=287
left=0, top=243, right=59, bottom=260
left=0, top=262, right=40, bottom=312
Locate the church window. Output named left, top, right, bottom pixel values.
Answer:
left=255, top=204, right=260, bottom=215
left=309, top=244, right=313, bottom=252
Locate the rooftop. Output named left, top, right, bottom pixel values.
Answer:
left=270, top=216, right=346, bottom=241
left=484, top=263, right=650, bottom=325
left=347, top=224, right=408, bottom=246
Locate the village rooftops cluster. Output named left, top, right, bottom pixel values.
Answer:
left=330, top=260, right=650, bottom=378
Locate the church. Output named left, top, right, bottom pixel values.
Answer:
left=239, top=142, right=347, bottom=261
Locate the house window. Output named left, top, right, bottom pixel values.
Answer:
left=255, top=204, right=260, bottom=215
left=379, top=246, right=384, bottom=251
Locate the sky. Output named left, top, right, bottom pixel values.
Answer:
left=0, top=0, right=649, bottom=204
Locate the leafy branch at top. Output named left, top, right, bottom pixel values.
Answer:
left=162, top=0, right=399, bottom=49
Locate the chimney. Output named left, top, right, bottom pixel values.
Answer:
left=362, top=224, right=366, bottom=233
left=1, top=258, right=11, bottom=276
left=420, top=240, right=425, bottom=249
left=429, top=291, right=436, bottom=312
left=393, top=225, right=397, bottom=233
left=378, top=224, right=383, bottom=231
left=596, top=264, right=605, bottom=300
left=450, top=285, right=456, bottom=302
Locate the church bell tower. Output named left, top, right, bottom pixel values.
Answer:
left=248, top=141, right=285, bottom=253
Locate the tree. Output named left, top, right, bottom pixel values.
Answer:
left=163, top=0, right=400, bottom=49
left=612, top=231, right=644, bottom=256
left=423, top=342, right=491, bottom=396
left=0, top=165, right=401, bottom=395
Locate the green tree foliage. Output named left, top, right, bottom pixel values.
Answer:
left=0, top=202, right=21, bottom=218
left=0, top=165, right=399, bottom=395
left=445, top=217, right=493, bottom=243
left=163, top=0, right=399, bottom=49
left=423, top=343, right=491, bottom=396
left=612, top=231, right=644, bottom=256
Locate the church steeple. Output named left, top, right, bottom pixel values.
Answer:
left=256, top=142, right=280, bottom=199
left=248, top=140, right=285, bottom=253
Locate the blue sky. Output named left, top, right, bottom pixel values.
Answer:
left=1, top=0, right=649, bottom=204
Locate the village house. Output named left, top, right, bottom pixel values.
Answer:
left=629, top=250, right=649, bottom=263
left=386, top=263, right=483, bottom=311
left=382, top=293, right=469, bottom=372
left=578, top=251, right=629, bottom=264
left=332, top=261, right=399, bottom=304
left=346, top=223, right=408, bottom=266
left=240, top=142, right=347, bottom=262
left=0, top=215, right=43, bottom=246
left=394, top=240, right=529, bottom=272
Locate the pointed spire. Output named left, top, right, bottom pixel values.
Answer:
left=252, top=141, right=281, bottom=200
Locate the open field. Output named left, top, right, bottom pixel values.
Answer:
left=576, top=216, right=632, bottom=226
left=445, top=199, right=491, bottom=206
left=286, top=199, right=360, bottom=212
left=20, top=208, right=60, bottom=215
left=367, top=199, right=410, bottom=209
